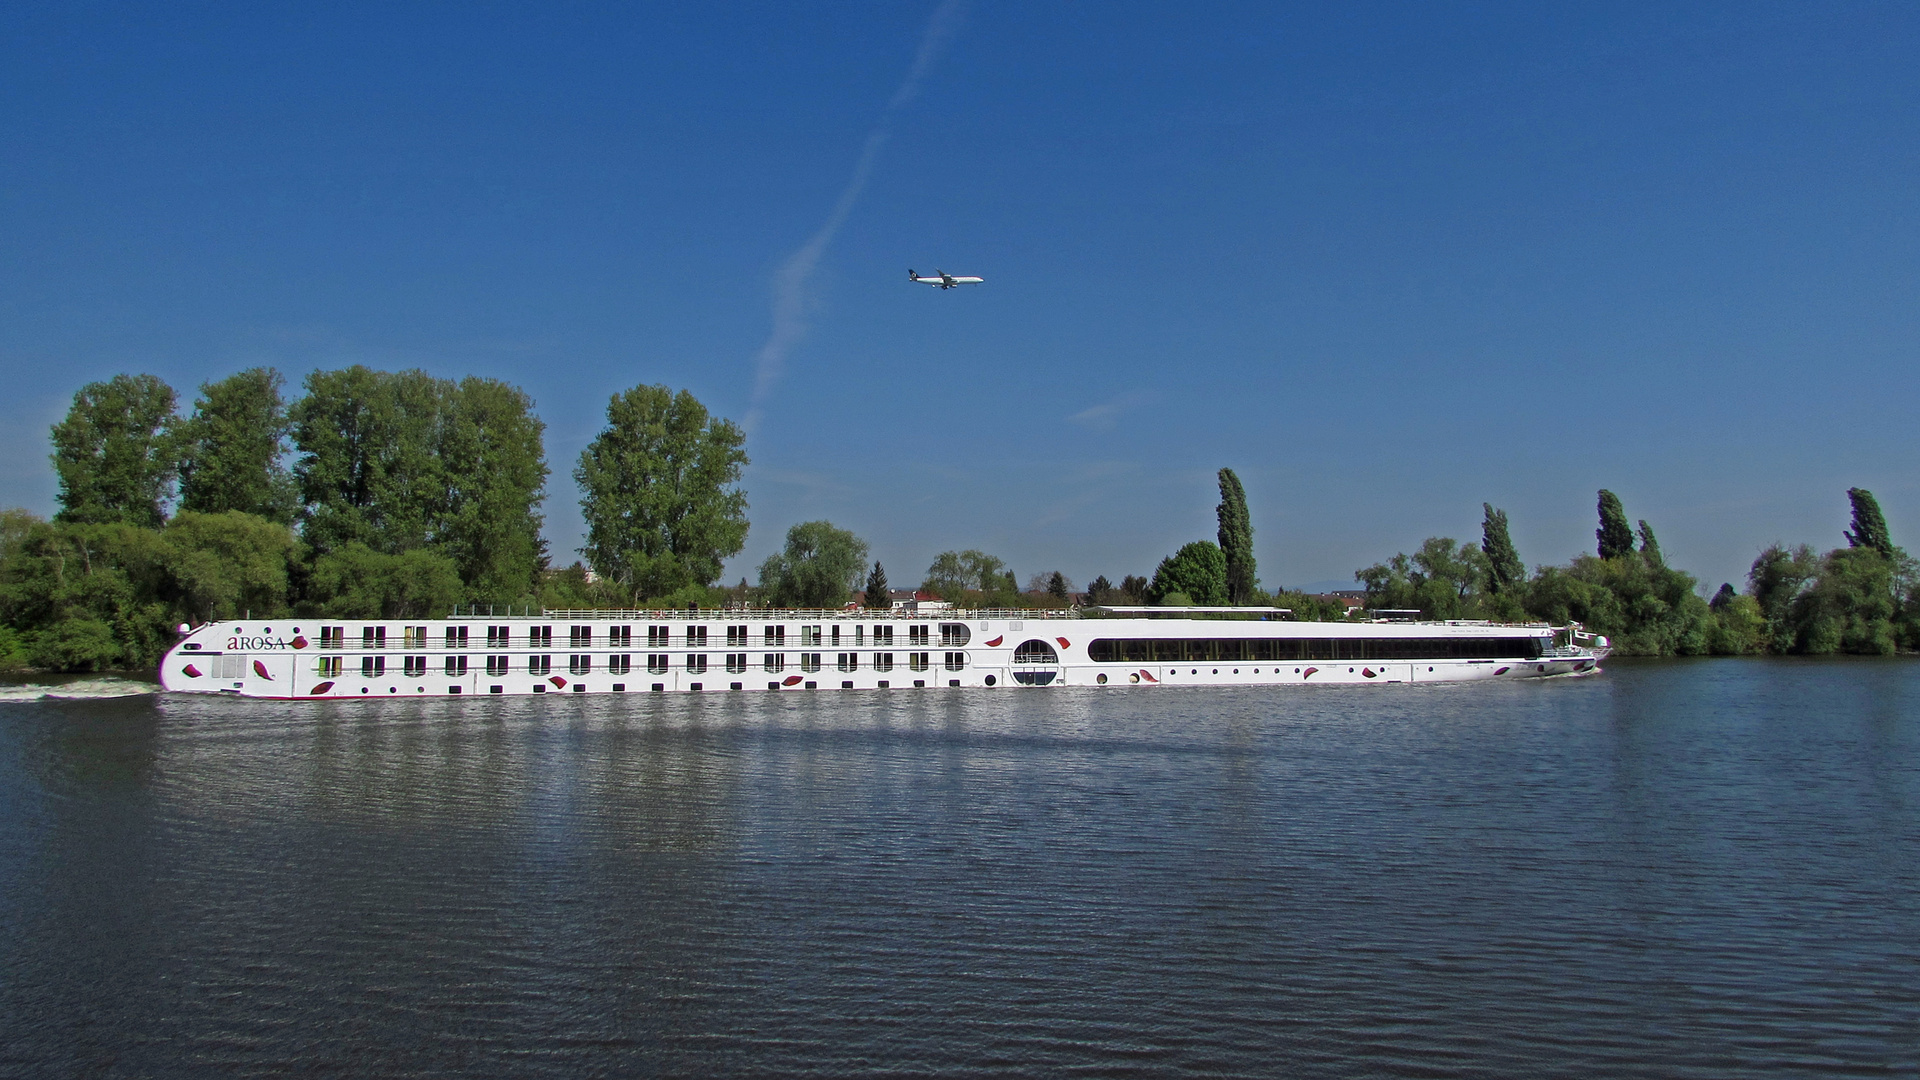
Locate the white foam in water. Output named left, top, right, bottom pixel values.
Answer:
left=0, top=677, right=160, bottom=702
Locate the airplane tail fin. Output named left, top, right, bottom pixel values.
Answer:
left=908, top=269, right=916, bottom=279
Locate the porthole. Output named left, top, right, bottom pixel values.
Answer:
left=984, top=675, right=996, bottom=686
left=1130, top=673, right=1140, bottom=684
left=1212, top=669, right=1218, bottom=675
left=1097, top=673, right=1108, bottom=684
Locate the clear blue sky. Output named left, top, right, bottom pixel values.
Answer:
left=4, top=2, right=1916, bottom=593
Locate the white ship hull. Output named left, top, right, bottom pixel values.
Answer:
left=159, top=611, right=1606, bottom=700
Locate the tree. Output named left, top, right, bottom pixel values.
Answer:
left=1149, top=541, right=1228, bottom=605
left=865, top=561, right=890, bottom=609
left=1084, top=575, right=1114, bottom=604
left=1480, top=503, right=1522, bottom=595
left=1596, top=490, right=1634, bottom=560
left=161, top=510, right=304, bottom=623
left=1845, top=487, right=1894, bottom=556
left=1118, top=575, right=1150, bottom=603
left=575, top=384, right=749, bottom=600
left=176, top=368, right=296, bottom=522
left=51, top=374, right=180, bottom=527
left=437, top=377, right=548, bottom=600
left=923, top=550, right=1016, bottom=602
left=1637, top=520, right=1663, bottom=566
left=1047, top=571, right=1071, bottom=600
left=1357, top=537, right=1487, bottom=619
left=304, top=543, right=464, bottom=619
left=1748, top=544, right=1818, bottom=650
left=1216, top=467, right=1256, bottom=603
left=757, top=521, right=868, bottom=608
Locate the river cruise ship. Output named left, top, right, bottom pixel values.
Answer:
left=159, top=606, right=1608, bottom=699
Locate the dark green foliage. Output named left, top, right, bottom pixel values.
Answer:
left=177, top=368, right=297, bottom=522
left=865, top=561, right=890, bottom=609
left=292, top=367, right=548, bottom=598
left=1047, top=571, right=1070, bottom=600
left=304, top=543, right=465, bottom=619
left=1747, top=544, right=1819, bottom=649
left=162, top=511, right=305, bottom=623
left=1480, top=504, right=1522, bottom=594
left=1084, top=575, right=1114, bottom=605
left=1637, top=520, right=1662, bottom=566
left=1357, top=538, right=1487, bottom=620
left=1596, top=490, right=1634, bottom=560
left=1789, top=547, right=1900, bottom=654
left=51, top=374, right=180, bottom=527
left=1524, top=553, right=1712, bottom=655
left=757, top=521, right=869, bottom=608
left=1710, top=583, right=1737, bottom=611
left=1844, top=487, right=1893, bottom=555
left=576, top=384, right=748, bottom=601
left=1269, top=590, right=1351, bottom=622
left=923, top=550, right=1019, bottom=605
left=1149, top=541, right=1228, bottom=606
left=1216, top=468, right=1256, bottom=603
left=1119, top=575, right=1150, bottom=603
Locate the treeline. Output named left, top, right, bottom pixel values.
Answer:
left=2, top=370, right=750, bottom=672
left=1352, top=488, right=1919, bottom=656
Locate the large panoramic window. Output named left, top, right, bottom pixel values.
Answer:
left=1084, top=637, right=1549, bottom=663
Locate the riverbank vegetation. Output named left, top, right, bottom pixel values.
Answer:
left=5, top=370, right=1915, bottom=669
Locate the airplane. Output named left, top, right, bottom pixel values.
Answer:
left=909, top=269, right=984, bottom=289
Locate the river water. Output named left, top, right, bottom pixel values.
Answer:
left=1, top=660, right=1915, bottom=1077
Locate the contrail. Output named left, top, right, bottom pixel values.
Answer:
left=744, top=0, right=966, bottom=434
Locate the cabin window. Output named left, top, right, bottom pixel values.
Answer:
left=763, top=653, right=785, bottom=673
left=944, top=651, right=967, bottom=671
left=908, top=626, right=930, bottom=646
left=570, top=655, right=592, bottom=675
left=528, top=655, right=551, bottom=675
left=486, top=625, right=509, bottom=647
left=940, top=623, right=971, bottom=647
left=727, top=625, right=748, bottom=646
left=873, top=652, right=894, bottom=672
left=687, top=626, right=708, bottom=647
left=361, top=656, right=386, bottom=676
left=530, top=626, right=553, bottom=647
left=837, top=652, right=858, bottom=672
left=831, top=625, right=842, bottom=645
left=647, top=654, right=669, bottom=674
left=648, top=625, right=670, bottom=647
left=800, top=653, right=821, bottom=673
left=445, top=626, right=469, bottom=649
left=486, top=655, right=509, bottom=676
left=609, top=625, right=633, bottom=647
left=609, top=654, right=631, bottom=675
left=872, top=626, right=894, bottom=645
left=445, top=656, right=468, bottom=676
left=401, top=626, right=427, bottom=648
left=320, top=627, right=345, bottom=648
left=908, top=652, right=929, bottom=672
left=801, top=625, right=822, bottom=645
left=686, top=654, right=708, bottom=673
left=317, top=656, right=343, bottom=677
left=763, top=626, right=786, bottom=646
left=726, top=653, right=747, bottom=673
left=571, top=626, right=592, bottom=647
left=363, top=627, right=386, bottom=649
left=1012, top=639, right=1059, bottom=664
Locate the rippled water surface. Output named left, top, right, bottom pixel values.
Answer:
left=2, top=660, right=1916, bottom=1077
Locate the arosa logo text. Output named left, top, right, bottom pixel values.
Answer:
left=226, top=635, right=305, bottom=651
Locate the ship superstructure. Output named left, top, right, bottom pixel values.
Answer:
left=159, top=607, right=1608, bottom=699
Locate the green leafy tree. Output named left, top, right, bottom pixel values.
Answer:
left=1149, top=541, right=1227, bottom=605
left=1480, top=504, right=1523, bottom=594
left=304, top=543, right=464, bottom=619
left=1638, top=520, right=1663, bottom=566
left=176, top=368, right=297, bottom=522
left=865, top=561, right=891, bottom=609
left=1596, top=490, right=1634, bottom=560
left=575, top=384, right=749, bottom=601
left=1790, top=547, right=1900, bottom=654
left=1747, top=544, right=1819, bottom=650
left=51, top=374, right=180, bottom=527
left=1119, top=574, right=1150, bottom=603
left=438, top=377, right=549, bottom=599
left=1525, top=551, right=1711, bottom=655
left=1047, top=571, right=1071, bottom=601
left=1844, top=487, right=1893, bottom=555
left=923, top=550, right=1017, bottom=604
left=1216, top=467, right=1256, bottom=603
left=161, top=511, right=303, bottom=623
left=757, top=521, right=868, bottom=608
left=1357, top=537, right=1487, bottom=619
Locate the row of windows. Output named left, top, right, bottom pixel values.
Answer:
left=313, top=623, right=975, bottom=649
left=1084, top=637, right=1549, bottom=663
left=321, top=652, right=971, bottom=677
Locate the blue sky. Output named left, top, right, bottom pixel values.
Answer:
left=3, top=2, right=1916, bottom=593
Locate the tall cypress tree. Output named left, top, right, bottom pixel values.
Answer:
left=865, top=560, right=890, bottom=609
left=1844, top=487, right=1893, bottom=555
left=1637, top=520, right=1663, bottom=566
left=1216, top=467, right=1256, bottom=604
left=1596, top=490, right=1634, bottom=560
left=1480, top=503, right=1522, bottom=594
